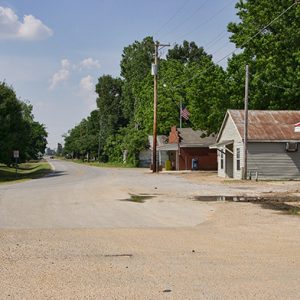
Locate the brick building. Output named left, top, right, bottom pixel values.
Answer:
left=158, top=126, right=217, bottom=171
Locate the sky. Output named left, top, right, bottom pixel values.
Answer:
left=0, top=0, right=240, bottom=149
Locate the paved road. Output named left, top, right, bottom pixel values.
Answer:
left=0, top=159, right=214, bottom=228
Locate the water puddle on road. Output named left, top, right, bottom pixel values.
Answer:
left=121, top=194, right=156, bottom=203
left=194, top=195, right=300, bottom=215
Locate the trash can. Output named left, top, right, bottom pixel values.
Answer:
left=191, top=158, right=198, bottom=171
left=165, top=160, right=172, bottom=171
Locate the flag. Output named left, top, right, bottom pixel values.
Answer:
left=181, top=106, right=190, bottom=120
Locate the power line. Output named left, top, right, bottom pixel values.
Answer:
left=250, top=72, right=300, bottom=92
left=175, top=0, right=235, bottom=41
left=153, top=0, right=191, bottom=38
left=159, top=0, right=210, bottom=40
left=204, top=30, right=228, bottom=49
left=171, top=1, right=298, bottom=89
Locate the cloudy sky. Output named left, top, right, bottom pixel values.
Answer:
left=0, top=0, right=239, bottom=149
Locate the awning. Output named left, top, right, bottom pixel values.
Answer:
left=209, top=140, right=234, bottom=149
left=157, top=143, right=179, bottom=151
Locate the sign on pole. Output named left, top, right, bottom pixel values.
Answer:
left=13, top=150, right=19, bottom=158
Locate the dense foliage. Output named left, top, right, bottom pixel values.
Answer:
left=227, top=0, right=300, bottom=109
left=64, top=0, right=300, bottom=164
left=0, top=82, right=48, bottom=165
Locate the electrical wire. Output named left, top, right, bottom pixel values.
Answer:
left=204, top=30, right=228, bottom=50
left=249, top=72, right=300, bottom=91
left=171, top=1, right=298, bottom=89
left=159, top=0, right=210, bottom=40
left=175, top=0, right=236, bottom=41
left=153, top=0, right=191, bottom=38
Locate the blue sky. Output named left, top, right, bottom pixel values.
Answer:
left=0, top=0, right=239, bottom=149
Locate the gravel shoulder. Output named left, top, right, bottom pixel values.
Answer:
left=1, top=202, right=299, bottom=300
left=0, top=163, right=299, bottom=299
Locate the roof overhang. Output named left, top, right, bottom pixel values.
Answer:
left=209, top=140, right=234, bottom=149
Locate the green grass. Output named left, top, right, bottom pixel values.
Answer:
left=0, top=162, right=52, bottom=184
left=69, top=159, right=136, bottom=168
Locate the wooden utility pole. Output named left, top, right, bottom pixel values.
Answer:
left=243, top=65, right=249, bottom=180
left=152, top=41, right=169, bottom=173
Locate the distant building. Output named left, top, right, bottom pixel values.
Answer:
left=211, top=110, right=300, bottom=180
left=158, top=127, right=217, bottom=171
left=57, top=143, right=63, bottom=155
left=45, top=147, right=55, bottom=156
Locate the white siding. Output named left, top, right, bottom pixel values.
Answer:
left=248, top=143, right=300, bottom=180
left=219, top=114, right=242, bottom=143
left=218, top=149, right=226, bottom=178
left=233, top=142, right=244, bottom=179
left=217, top=114, right=243, bottom=178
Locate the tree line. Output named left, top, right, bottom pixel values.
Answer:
left=0, top=82, right=48, bottom=165
left=64, top=0, right=300, bottom=164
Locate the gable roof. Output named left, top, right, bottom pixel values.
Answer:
left=220, top=110, right=300, bottom=141
left=177, top=128, right=216, bottom=147
left=148, top=135, right=167, bottom=149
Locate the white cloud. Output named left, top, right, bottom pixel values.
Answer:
left=0, top=6, right=53, bottom=40
left=49, top=59, right=71, bottom=89
left=79, top=75, right=97, bottom=110
left=79, top=57, right=100, bottom=70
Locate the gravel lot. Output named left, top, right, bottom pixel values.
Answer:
left=0, top=160, right=299, bottom=299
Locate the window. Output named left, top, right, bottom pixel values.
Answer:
left=220, top=152, right=224, bottom=169
left=236, top=148, right=241, bottom=171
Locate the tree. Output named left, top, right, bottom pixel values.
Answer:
left=0, top=82, right=47, bottom=165
left=162, top=41, right=229, bottom=133
left=227, top=0, right=300, bottom=109
left=167, top=40, right=211, bottom=64
left=120, top=36, right=154, bottom=123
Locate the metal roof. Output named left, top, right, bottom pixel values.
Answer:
left=229, top=110, right=300, bottom=141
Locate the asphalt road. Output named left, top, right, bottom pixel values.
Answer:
left=0, top=159, right=214, bottom=229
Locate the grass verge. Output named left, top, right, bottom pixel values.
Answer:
left=67, top=159, right=135, bottom=168
left=0, top=162, right=52, bottom=184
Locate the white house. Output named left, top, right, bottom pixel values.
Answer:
left=210, top=110, right=300, bottom=180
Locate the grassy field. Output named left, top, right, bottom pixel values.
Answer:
left=66, top=159, right=135, bottom=168
left=0, top=162, right=52, bottom=183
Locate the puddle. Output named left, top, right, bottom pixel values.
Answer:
left=121, top=194, right=155, bottom=203
left=194, top=195, right=300, bottom=215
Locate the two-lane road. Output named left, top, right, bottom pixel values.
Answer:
left=0, top=159, right=214, bottom=228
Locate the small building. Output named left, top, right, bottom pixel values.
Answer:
left=211, top=110, right=300, bottom=180
left=139, top=135, right=168, bottom=168
left=158, top=126, right=217, bottom=171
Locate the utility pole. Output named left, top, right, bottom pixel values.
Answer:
left=179, top=98, right=182, bottom=129
left=152, top=41, right=170, bottom=173
left=243, top=65, right=249, bottom=180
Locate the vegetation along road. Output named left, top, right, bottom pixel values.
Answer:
left=0, top=160, right=300, bottom=299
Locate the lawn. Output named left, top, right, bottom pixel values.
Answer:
left=0, top=162, right=52, bottom=183
left=68, top=159, right=135, bottom=168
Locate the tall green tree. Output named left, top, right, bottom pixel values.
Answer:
left=95, top=75, right=126, bottom=157
left=227, top=0, right=300, bottom=109
left=120, top=36, right=154, bottom=123
left=0, top=82, right=47, bottom=164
